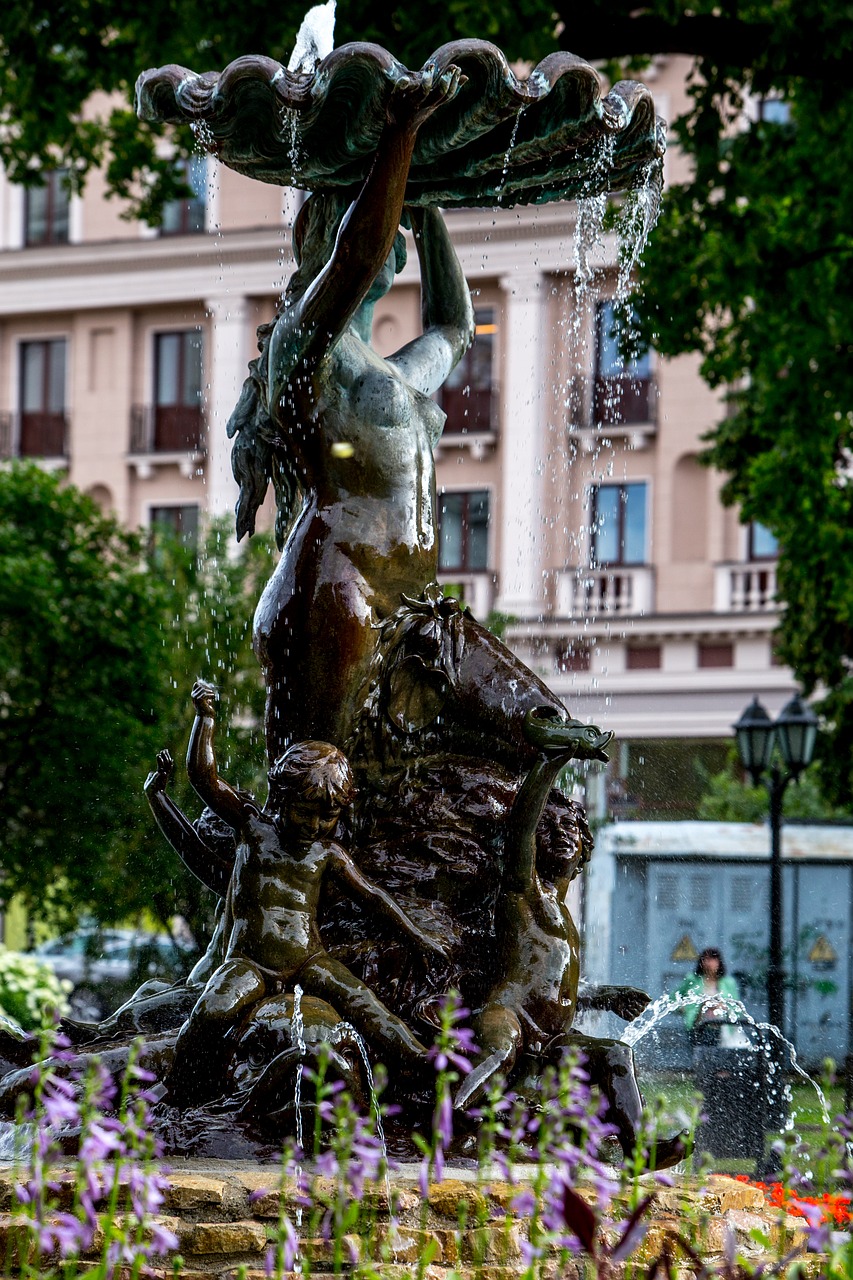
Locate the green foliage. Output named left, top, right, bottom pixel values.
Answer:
left=697, top=747, right=850, bottom=823
left=629, top=16, right=853, bottom=807
left=0, top=0, right=557, bottom=225
left=0, top=946, right=71, bottom=1030
left=0, top=464, right=274, bottom=940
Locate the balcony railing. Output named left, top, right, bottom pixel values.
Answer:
left=437, top=571, right=497, bottom=619
left=0, top=411, right=69, bottom=459
left=130, top=404, right=205, bottom=454
left=714, top=561, right=778, bottom=612
left=557, top=565, right=655, bottom=617
left=567, top=375, right=658, bottom=433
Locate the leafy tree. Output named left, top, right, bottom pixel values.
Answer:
left=696, top=748, right=849, bottom=824
left=0, top=464, right=274, bottom=942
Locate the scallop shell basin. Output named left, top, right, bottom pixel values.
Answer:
left=136, top=40, right=665, bottom=208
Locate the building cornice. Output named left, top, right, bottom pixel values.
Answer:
left=0, top=206, right=619, bottom=317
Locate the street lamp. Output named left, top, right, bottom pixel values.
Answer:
left=732, top=694, right=819, bottom=1036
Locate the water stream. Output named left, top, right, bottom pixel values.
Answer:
left=621, top=990, right=834, bottom=1134
left=495, top=107, right=525, bottom=205
left=292, top=983, right=307, bottom=1229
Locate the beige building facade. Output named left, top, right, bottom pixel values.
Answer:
left=0, top=56, right=797, bottom=816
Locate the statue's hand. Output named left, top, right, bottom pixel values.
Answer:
left=387, top=63, right=465, bottom=132
left=192, top=679, right=219, bottom=718
left=144, top=748, right=174, bottom=795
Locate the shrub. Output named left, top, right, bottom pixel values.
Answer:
left=0, top=947, right=71, bottom=1031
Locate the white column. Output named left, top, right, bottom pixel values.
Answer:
left=496, top=270, right=546, bottom=617
left=204, top=296, right=249, bottom=519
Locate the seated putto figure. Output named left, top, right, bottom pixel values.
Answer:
left=166, top=680, right=445, bottom=1106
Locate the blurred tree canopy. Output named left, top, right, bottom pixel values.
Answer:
left=0, top=464, right=274, bottom=942
left=1, top=0, right=851, bottom=801
left=697, top=748, right=850, bottom=825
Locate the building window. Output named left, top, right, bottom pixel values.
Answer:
left=159, top=157, right=207, bottom=236
left=150, top=505, right=200, bottom=549
left=748, top=522, right=778, bottom=560
left=438, top=309, right=496, bottom=434
left=758, top=98, right=790, bottom=125
left=438, top=490, right=490, bottom=572
left=591, top=482, right=647, bottom=566
left=19, top=339, right=67, bottom=456
left=556, top=643, right=591, bottom=673
left=594, top=300, right=653, bottom=425
left=626, top=644, right=661, bottom=670
left=24, top=170, right=70, bottom=247
left=698, top=641, right=734, bottom=669
left=152, top=330, right=203, bottom=450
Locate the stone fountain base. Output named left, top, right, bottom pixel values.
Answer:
left=0, top=1163, right=821, bottom=1276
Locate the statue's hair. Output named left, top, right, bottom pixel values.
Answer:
left=268, top=740, right=356, bottom=809
left=228, top=190, right=406, bottom=548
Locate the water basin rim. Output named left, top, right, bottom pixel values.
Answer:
left=135, top=40, right=665, bottom=206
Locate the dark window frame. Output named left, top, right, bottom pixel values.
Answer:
left=590, top=481, right=648, bottom=567
left=24, top=170, right=71, bottom=247
left=149, top=504, right=201, bottom=550
left=748, top=521, right=779, bottom=561
left=593, top=299, right=654, bottom=426
left=18, top=338, right=67, bottom=457
left=158, top=157, right=207, bottom=237
left=437, top=307, right=496, bottom=434
left=437, top=488, right=491, bottom=573
left=152, top=329, right=204, bottom=451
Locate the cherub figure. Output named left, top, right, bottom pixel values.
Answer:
left=456, top=708, right=688, bottom=1171
left=166, top=680, right=445, bottom=1105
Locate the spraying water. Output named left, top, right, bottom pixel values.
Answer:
left=288, top=1, right=336, bottom=75
left=621, top=990, right=833, bottom=1131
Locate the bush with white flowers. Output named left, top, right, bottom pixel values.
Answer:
left=0, top=946, right=71, bottom=1030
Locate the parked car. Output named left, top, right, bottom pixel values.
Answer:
left=32, top=928, right=193, bottom=1021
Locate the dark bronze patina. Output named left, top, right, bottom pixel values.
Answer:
left=0, top=39, right=688, bottom=1168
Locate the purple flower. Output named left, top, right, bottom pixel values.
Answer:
left=282, top=1216, right=300, bottom=1271
left=510, top=1189, right=537, bottom=1216
left=314, top=1149, right=340, bottom=1178
left=52, top=1212, right=88, bottom=1258
left=434, top=1086, right=453, bottom=1149
left=149, top=1222, right=179, bottom=1255
left=249, top=1187, right=271, bottom=1204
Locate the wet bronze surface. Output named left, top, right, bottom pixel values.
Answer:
left=0, top=41, right=686, bottom=1168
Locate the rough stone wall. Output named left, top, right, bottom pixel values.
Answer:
left=0, top=1166, right=822, bottom=1277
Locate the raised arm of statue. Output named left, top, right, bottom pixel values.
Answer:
left=388, top=206, right=475, bottom=403
left=144, top=748, right=234, bottom=898
left=505, top=708, right=614, bottom=892
left=186, top=680, right=247, bottom=832
left=268, top=65, right=464, bottom=402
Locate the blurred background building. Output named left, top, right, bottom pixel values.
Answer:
left=0, top=55, right=798, bottom=824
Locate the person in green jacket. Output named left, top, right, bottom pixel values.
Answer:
left=678, top=947, right=740, bottom=1040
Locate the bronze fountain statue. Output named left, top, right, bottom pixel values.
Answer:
left=0, top=37, right=686, bottom=1166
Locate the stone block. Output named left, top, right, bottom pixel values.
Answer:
left=372, top=1224, right=448, bottom=1264
left=460, top=1221, right=525, bottom=1264
left=705, top=1176, right=767, bottom=1213
left=163, top=1174, right=228, bottom=1213
left=183, top=1219, right=268, bottom=1256
left=427, top=1178, right=487, bottom=1220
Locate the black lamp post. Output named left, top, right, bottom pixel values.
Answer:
left=733, top=694, right=819, bottom=1036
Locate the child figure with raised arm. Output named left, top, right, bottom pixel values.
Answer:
left=166, top=680, right=445, bottom=1106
